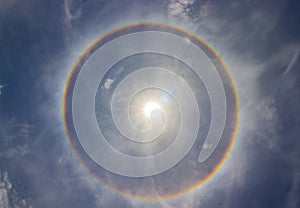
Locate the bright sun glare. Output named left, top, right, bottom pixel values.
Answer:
left=143, top=102, right=161, bottom=118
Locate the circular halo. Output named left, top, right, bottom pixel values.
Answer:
left=63, top=22, right=239, bottom=199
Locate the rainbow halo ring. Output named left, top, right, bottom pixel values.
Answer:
left=63, top=22, right=239, bottom=199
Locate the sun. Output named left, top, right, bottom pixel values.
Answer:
left=143, top=102, right=161, bottom=118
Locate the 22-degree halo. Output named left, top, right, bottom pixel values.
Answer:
left=63, top=22, right=239, bottom=199
left=72, top=31, right=225, bottom=177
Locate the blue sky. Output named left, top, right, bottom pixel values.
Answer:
left=0, top=0, right=299, bottom=207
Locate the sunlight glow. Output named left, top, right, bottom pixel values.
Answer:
left=143, top=102, right=161, bottom=118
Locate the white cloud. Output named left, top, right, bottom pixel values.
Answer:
left=0, top=188, right=9, bottom=208
left=0, top=172, right=11, bottom=208
left=202, top=143, right=213, bottom=149
left=167, top=0, right=195, bottom=22
left=0, top=84, right=5, bottom=95
left=104, top=78, right=114, bottom=90
left=0, top=171, right=32, bottom=208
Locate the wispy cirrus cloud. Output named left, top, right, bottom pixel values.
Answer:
left=0, top=117, right=33, bottom=158
left=163, top=0, right=300, bottom=207
left=64, top=0, right=82, bottom=28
